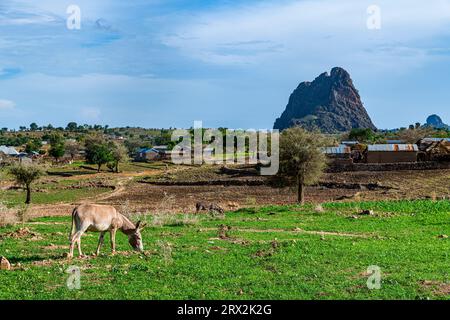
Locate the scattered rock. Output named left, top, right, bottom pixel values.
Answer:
left=359, top=210, right=375, bottom=216
left=0, top=227, right=42, bottom=241
left=0, top=256, right=11, bottom=270
left=437, top=235, right=448, bottom=239
left=227, top=202, right=240, bottom=209
left=314, top=204, right=325, bottom=213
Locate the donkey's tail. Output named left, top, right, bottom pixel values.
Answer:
left=69, top=207, right=77, bottom=242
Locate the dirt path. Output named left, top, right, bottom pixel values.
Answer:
left=27, top=169, right=159, bottom=218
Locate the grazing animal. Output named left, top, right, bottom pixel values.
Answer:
left=208, top=203, right=224, bottom=214
left=195, top=202, right=224, bottom=214
left=68, top=204, right=146, bottom=259
left=195, top=202, right=209, bottom=213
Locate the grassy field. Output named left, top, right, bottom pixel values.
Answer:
left=0, top=188, right=111, bottom=207
left=0, top=199, right=449, bottom=300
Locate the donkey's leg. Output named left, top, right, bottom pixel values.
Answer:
left=68, top=232, right=79, bottom=259
left=95, top=232, right=106, bottom=256
left=75, top=232, right=85, bottom=257
left=110, top=229, right=117, bottom=254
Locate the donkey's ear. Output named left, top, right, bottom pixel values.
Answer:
left=136, top=221, right=147, bottom=230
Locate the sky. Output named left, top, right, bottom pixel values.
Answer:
left=0, top=0, right=450, bottom=130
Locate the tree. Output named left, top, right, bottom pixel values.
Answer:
left=25, top=139, right=42, bottom=154
left=348, top=128, right=375, bottom=142
left=66, top=122, right=78, bottom=132
left=278, top=127, right=329, bottom=204
left=84, top=135, right=113, bottom=172
left=48, top=133, right=65, bottom=162
left=9, top=164, right=44, bottom=204
left=396, top=127, right=434, bottom=143
left=29, top=123, right=38, bottom=131
left=65, top=140, right=81, bottom=161
left=108, top=141, right=129, bottom=173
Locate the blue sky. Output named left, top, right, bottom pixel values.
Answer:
left=1, top=0, right=450, bottom=130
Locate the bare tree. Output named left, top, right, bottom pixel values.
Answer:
left=279, top=127, right=329, bottom=204
left=65, top=140, right=81, bottom=161
left=395, top=127, right=434, bottom=144
left=108, top=141, right=130, bottom=173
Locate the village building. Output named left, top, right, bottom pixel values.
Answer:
left=366, top=144, right=418, bottom=163
left=0, top=145, right=19, bottom=156
left=322, top=145, right=353, bottom=165
left=135, top=148, right=162, bottom=161
left=417, top=138, right=450, bottom=161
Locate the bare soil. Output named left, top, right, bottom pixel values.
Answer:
left=26, top=168, right=450, bottom=217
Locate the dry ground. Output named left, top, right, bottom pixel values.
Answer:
left=26, top=167, right=450, bottom=217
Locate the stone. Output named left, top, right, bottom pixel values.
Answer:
left=359, top=210, right=375, bottom=216
left=0, top=256, right=11, bottom=270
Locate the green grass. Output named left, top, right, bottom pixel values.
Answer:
left=0, top=200, right=449, bottom=300
left=0, top=188, right=111, bottom=206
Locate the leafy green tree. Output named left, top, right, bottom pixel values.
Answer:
left=25, top=139, right=42, bottom=153
left=48, top=133, right=65, bottom=162
left=66, top=122, right=78, bottom=132
left=348, top=128, right=375, bottom=142
left=278, top=127, right=329, bottom=204
left=49, top=142, right=66, bottom=162
left=84, top=135, right=113, bottom=172
left=9, top=164, right=44, bottom=204
left=29, top=123, right=38, bottom=131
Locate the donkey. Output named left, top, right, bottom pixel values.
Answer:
left=68, top=204, right=146, bottom=259
left=196, top=202, right=224, bottom=214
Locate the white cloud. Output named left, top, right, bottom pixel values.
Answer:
left=0, top=99, right=15, bottom=110
left=80, top=107, right=101, bottom=120
left=162, top=0, right=450, bottom=69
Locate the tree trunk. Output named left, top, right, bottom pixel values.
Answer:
left=297, top=181, right=305, bottom=204
left=97, top=164, right=101, bottom=172
left=115, top=162, right=119, bottom=173
left=25, top=185, right=31, bottom=204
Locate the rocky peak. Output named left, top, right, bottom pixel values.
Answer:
left=274, top=67, right=376, bottom=133
left=426, top=114, right=449, bottom=129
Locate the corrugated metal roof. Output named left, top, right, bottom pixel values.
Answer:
left=341, top=140, right=359, bottom=145
left=367, top=144, right=418, bottom=152
left=0, top=145, right=19, bottom=155
left=322, top=146, right=351, bottom=154
left=422, top=137, right=450, bottom=142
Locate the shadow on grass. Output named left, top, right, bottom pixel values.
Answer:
left=46, top=171, right=94, bottom=177
left=7, top=253, right=66, bottom=264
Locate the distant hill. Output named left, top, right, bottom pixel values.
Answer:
left=273, top=67, right=377, bottom=133
left=425, top=114, right=449, bottom=129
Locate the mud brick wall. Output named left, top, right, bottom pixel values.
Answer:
left=328, top=161, right=450, bottom=173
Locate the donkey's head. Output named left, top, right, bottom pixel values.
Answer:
left=128, top=221, right=146, bottom=252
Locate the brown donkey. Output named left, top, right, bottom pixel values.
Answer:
left=68, top=204, right=146, bottom=258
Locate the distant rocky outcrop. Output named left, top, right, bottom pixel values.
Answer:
left=274, top=67, right=376, bottom=133
left=425, top=114, right=449, bottom=129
